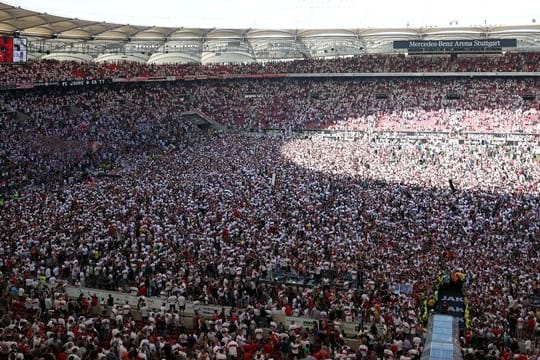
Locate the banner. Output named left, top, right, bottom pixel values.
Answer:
left=124, top=76, right=148, bottom=82
left=16, top=83, right=34, bottom=89
left=62, top=285, right=231, bottom=319
left=34, top=78, right=112, bottom=88
left=393, top=39, right=517, bottom=50
left=34, top=81, right=60, bottom=87
left=282, top=315, right=319, bottom=329
left=60, top=79, right=113, bottom=87
left=436, top=276, right=466, bottom=328
left=147, top=76, right=171, bottom=82
left=438, top=295, right=465, bottom=315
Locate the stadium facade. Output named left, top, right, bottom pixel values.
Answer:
left=1, top=1, right=540, bottom=64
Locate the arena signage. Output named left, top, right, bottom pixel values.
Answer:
left=33, top=78, right=112, bottom=88
left=393, top=39, right=517, bottom=50
left=60, top=78, right=112, bottom=87
left=439, top=294, right=466, bottom=328
left=282, top=316, right=320, bottom=329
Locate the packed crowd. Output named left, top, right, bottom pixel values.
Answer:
left=0, top=76, right=539, bottom=359
left=2, top=77, right=539, bottom=193
left=0, top=84, right=202, bottom=192
left=0, top=51, right=539, bottom=86
left=1, top=131, right=539, bottom=359
left=190, top=78, right=540, bottom=132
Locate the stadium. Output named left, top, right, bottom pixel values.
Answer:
left=0, top=1, right=539, bottom=359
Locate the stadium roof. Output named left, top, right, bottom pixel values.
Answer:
left=2, top=2, right=540, bottom=42
left=1, top=1, right=540, bottom=62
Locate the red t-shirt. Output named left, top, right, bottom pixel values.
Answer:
left=314, top=348, right=330, bottom=360
left=527, top=318, right=535, bottom=331
left=263, top=342, right=274, bottom=355
left=285, top=305, right=293, bottom=316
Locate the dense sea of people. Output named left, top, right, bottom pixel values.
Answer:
left=0, top=62, right=539, bottom=359
left=0, top=51, right=539, bottom=87
left=1, top=77, right=539, bottom=191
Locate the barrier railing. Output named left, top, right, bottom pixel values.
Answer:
left=2, top=71, right=540, bottom=91
left=62, top=285, right=360, bottom=338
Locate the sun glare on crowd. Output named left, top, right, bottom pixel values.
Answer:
left=280, top=136, right=540, bottom=195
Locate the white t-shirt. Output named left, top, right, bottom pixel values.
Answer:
left=227, top=340, right=238, bottom=357
left=291, top=342, right=300, bottom=355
